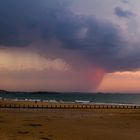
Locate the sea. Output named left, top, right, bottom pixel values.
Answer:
left=1, top=92, right=140, bottom=105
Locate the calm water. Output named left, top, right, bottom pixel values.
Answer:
left=1, top=93, right=140, bottom=105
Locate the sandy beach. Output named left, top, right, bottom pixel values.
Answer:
left=0, top=100, right=140, bottom=140
left=1, top=0, right=140, bottom=140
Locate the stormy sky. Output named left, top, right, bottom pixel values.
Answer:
left=0, top=0, right=140, bottom=92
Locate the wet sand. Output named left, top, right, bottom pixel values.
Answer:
left=1, top=101, right=140, bottom=140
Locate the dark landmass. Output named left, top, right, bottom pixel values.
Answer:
left=0, top=90, right=61, bottom=95
left=1, top=90, right=136, bottom=95
left=0, top=90, right=105, bottom=95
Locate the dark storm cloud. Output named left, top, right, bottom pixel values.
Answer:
left=0, top=0, right=140, bottom=72
left=0, top=0, right=69, bottom=46
left=115, top=7, right=134, bottom=18
left=121, top=0, right=129, bottom=4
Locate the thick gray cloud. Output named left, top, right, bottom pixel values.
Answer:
left=0, top=0, right=140, bottom=72
left=122, top=0, right=129, bottom=4
left=115, top=6, right=134, bottom=18
left=0, top=0, right=69, bottom=46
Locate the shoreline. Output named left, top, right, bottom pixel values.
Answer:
left=0, top=99, right=139, bottom=109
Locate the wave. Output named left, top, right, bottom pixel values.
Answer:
left=1, top=96, right=140, bottom=106
left=75, top=100, right=90, bottom=103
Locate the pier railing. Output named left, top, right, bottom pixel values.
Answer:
left=0, top=103, right=139, bottom=109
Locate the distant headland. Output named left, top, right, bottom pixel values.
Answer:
left=0, top=90, right=104, bottom=95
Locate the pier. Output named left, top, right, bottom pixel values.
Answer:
left=0, top=101, right=139, bottom=110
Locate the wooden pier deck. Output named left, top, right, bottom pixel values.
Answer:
left=0, top=100, right=139, bottom=110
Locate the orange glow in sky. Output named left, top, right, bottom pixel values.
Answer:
left=97, top=71, right=140, bottom=93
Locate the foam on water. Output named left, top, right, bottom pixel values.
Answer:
left=1, top=93, right=140, bottom=105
